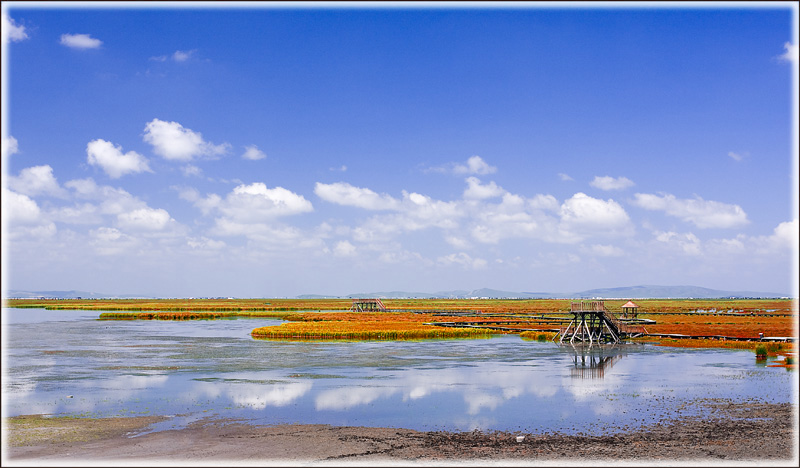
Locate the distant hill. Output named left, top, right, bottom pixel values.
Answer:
left=4, top=290, right=154, bottom=299
left=301, top=285, right=791, bottom=300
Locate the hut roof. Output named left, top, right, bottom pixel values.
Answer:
left=622, top=301, right=639, bottom=308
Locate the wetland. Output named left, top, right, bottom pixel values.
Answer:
left=2, top=299, right=797, bottom=464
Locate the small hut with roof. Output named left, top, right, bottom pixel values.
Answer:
left=621, top=300, right=639, bottom=319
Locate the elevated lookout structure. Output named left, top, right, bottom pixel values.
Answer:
left=556, top=300, right=648, bottom=344
left=350, top=298, right=387, bottom=312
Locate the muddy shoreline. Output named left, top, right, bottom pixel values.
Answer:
left=4, top=400, right=798, bottom=465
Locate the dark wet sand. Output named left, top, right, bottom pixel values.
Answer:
left=4, top=401, right=798, bottom=465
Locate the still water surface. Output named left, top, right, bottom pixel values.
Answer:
left=2, top=308, right=794, bottom=434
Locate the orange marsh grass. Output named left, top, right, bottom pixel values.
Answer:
left=251, top=321, right=494, bottom=341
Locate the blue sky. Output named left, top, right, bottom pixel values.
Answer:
left=2, top=2, right=798, bottom=298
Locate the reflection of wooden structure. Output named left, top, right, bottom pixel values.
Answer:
left=621, top=300, right=639, bottom=318
left=556, top=300, right=648, bottom=344
left=570, top=353, right=621, bottom=379
left=350, top=298, right=387, bottom=312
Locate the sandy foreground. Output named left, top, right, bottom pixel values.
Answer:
left=3, top=401, right=798, bottom=466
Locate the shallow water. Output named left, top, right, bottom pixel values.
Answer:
left=1, top=308, right=795, bottom=434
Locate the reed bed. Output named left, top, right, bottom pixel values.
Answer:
left=251, top=321, right=494, bottom=341
left=98, top=311, right=233, bottom=320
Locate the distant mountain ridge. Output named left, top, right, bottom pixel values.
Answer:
left=5, top=285, right=791, bottom=300
left=4, top=290, right=154, bottom=299
left=299, top=285, right=790, bottom=299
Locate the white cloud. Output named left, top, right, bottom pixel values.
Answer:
left=117, top=207, right=173, bottom=231
left=654, top=230, right=702, bottom=255
left=427, top=155, right=497, bottom=176
left=2, top=188, right=57, bottom=240
left=559, top=192, right=631, bottom=234
left=223, top=183, right=313, bottom=220
left=2, top=135, right=19, bottom=158
left=86, top=139, right=152, bottom=179
left=528, top=194, right=559, bottom=212
left=463, top=177, right=505, bottom=200
left=2, top=188, right=41, bottom=224
left=333, top=240, right=356, bottom=257
left=2, top=14, right=28, bottom=44
left=181, top=164, right=202, bottom=177
left=172, top=49, right=196, bottom=62
left=590, top=176, right=635, bottom=191
left=150, top=50, right=197, bottom=63
left=558, top=173, right=574, bottom=182
left=779, top=42, right=798, bottom=63
left=7, top=165, right=67, bottom=198
left=191, top=183, right=313, bottom=239
left=314, top=182, right=400, bottom=210
left=632, top=193, right=748, bottom=229
left=242, top=145, right=266, bottom=161
left=749, top=219, right=798, bottom=254
left=143, top=119, right=230, bottom=162
left=187, top=236, right=226, bottom=250
left=59, top=33, right=102, bottom=49
left=65, top=178, right=149, bottom=217
left=453, top=155, right=497, bottom=175
left=330, top=165, right=347, bottom=172
left=89, top=227, right=139, bottom=256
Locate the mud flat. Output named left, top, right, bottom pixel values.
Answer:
left=4, top=400, right=797, bottom=465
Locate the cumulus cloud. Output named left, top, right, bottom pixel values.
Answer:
left=189, top=183, right=314, bottom=240
left=463, top=177, right=505, bottom=200
left=2, top=188, right=41, bottom=224
left=2, top=188, right=57, bottom=239
left=117, top=207, right=173, bottom=231
left=7, top=165, right=68, bottom=198
left=750, top=219, right=799, bottom=253
left=453, top=155, right=497, bottom=175
left=654, top=230, right=702, bottom=255
left=172, top=49, right=196, bottom=62
left=778, top=42, right=798, bottom=63
left=187, top=236, right=226, bottom=250
left=559, top=192, right=631, bottom=235
left=590, top=176, right=635, bottom=191
left=143, top=119, right=230, bottom=162
left=632, top=193, right=748, bottom=229
left=60, top=33, right=102, bottom=49
left=2, top=135, right=19, bottom=158
left=2, top=14, right=28, bottom=44
left=86, top=139, right=152, bottom=178
left=427, top=155, right=497, bottom=176
left=242, top=145, right=266, bottom=161
left=65, top=177, right=153, bottom=218
left=314, top=182, right=400, bottom=210
left=333, top=240, right=357, bottom=257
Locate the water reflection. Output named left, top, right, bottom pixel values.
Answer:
left=2, top=308, right=794, bottom=434
left=566, top=345, right=625, bottom=379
